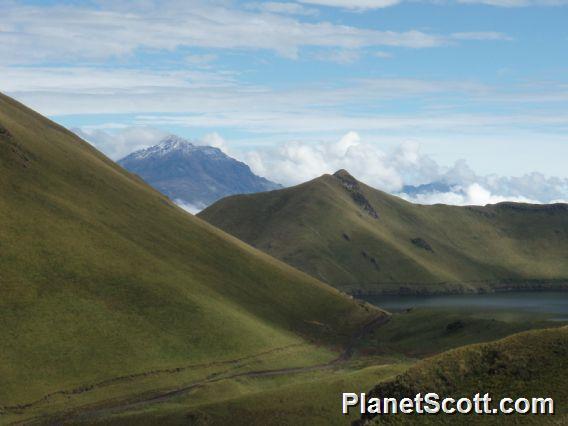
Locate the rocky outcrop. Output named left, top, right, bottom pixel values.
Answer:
left=361, top=250, right=380, bottom=270
left=334, top=170, right=379, bottom=219
left=411, top=237, right=434, bottom=252
left=0, top=123, right=12, bottom=139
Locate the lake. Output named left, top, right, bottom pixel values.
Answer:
left=363, top=291, right=568, bottom=321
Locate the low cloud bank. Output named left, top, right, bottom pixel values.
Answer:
left=398, top=183, right=540, bottom=206
left=74, top=126, right=168, bottom=160
left=242, top=132, right=568, bottom=205
left=75, top=127, right=568, bottom=206
left=174, top=199, right=206, bottom=215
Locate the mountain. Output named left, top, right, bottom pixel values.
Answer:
left=401, top=181, right=455, bottom=196
left=199, top=169, right=568, bottom=295
left=0, top=93, right=379, bottom=421
left=118, top=135, right=281, bottom=209
left=357, top=326, right=568, bottom=425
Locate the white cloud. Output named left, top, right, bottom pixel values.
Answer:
left=457, top=0, right=568, bottom=6
left=72, top=126, right=568, bottom=206
left=3, top=68, right=496, bottom=117
left=174, top=199, right=206, bottom=214
left=73, top=126, right=236, bottom=162
left=374, top=51, right=393, bottom=58
left=0, top=66, right=236, bottom=93
left=18, top=68, right=562, bottom=139
left=246, top=2, right=319, bottom=15
left=399, top=162, right=568, bottom=205
left=241, top=131, right=568, bottom=204
left=480, top=173, right=568, bottom=203
left=313, top=49, right=361, bottom=63
left=298, top=0, right=402, bottom=9
left=199, top=132, right=233, bottom=155
left=5, top=67, right=567, bottom=131
left=243, top=132, right=420, bottom=190
left=134, top=110, right=568, bottom=136
left=184, top=54, right=219, bottom=66
left=451, top=32, right=513, bottom=41
left=0, top=0, right=455, bottom=66
left=399, top=183, right=540, bottom=205
left=73, top=126, right=167, bottom=160
left=300, top=0, right=568, bottom=7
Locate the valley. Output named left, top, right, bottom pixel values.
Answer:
left=0, top=92, right=566, bottom=425
left=0, top=92, right=376, bottom=425
left=3, top=1, right=567, bottom=423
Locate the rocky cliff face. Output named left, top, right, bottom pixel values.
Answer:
left=118, top=135, right=281, bottom=209
left=334, top=170, right=379, bottom=219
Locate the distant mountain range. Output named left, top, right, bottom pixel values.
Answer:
left=199, top=169, right=568, bottom=295
left=118, top=135, right=281, bottom=210
left=401, top=181, right=455, bottom=196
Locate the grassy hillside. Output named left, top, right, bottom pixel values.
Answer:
left=358, top=326, right=568, bottom=425
left=199, top=170, right=568, bottom=295
left=84, top=362, right=411, bottom=426
left=355, top=308, right=561, bottom=358
left=87, top=311, right=558, bottom=425
left=23, top=312, right=558, bottom=425
left=0, top=93, right=381, bottom=420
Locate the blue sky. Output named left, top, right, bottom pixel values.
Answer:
left=1, top=0, right=567, bottom=202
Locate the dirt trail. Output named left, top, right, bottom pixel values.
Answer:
left=1, top=344, right=305, bottom=415
left=8, top=313, right=390, bottom=425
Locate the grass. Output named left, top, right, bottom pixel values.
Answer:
left=7, top=307, right=553, bottom=425
left=354, top=308, right=564, bottom=358
left=199, top=170, right=568, bottom=295
left=1, top=344, right=339, bottom=424
left=361, top=326, right=568, bottom=425
left=0, top=92, right=380, bottom=420
left=1, top=93, right=564, bottom=425
left=71, top=361, right=413, bottom=425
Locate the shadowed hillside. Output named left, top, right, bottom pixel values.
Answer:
left=199, top=170, right=568, bottom=295
left=0, top=93, right=379, bottom=421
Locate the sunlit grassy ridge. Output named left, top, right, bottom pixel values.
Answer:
left=200, top=170, right=568, bottom=295
left=360, top=326, right=568, bottom=425
left=0, top=93, right=379, bottom=413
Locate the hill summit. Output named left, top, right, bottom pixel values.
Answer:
left=118, top=135, right=281, bottom=210
left=199, top=170, right=568, bottom=295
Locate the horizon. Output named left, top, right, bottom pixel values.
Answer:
left=1, top=0, right=567, bottom=204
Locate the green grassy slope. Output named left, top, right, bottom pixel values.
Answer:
left=90, top=363, right=411, bottom=426
left=358, top=326, right=568, bottom=425
left=199, top=170, right=568, bottom=295
left=0, top=93, right=380, bottom=416
left=355, top=308, right=562, bottom=358
left=39, top=309, right=559, bottom=425
left=17, top=307, right=553, bottom=425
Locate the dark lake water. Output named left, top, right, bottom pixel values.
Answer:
left=363, top=291, right=568, bottom=321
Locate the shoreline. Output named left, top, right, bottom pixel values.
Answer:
left=346, top=280, right=568, bottom=298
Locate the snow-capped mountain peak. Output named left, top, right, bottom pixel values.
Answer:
left=127, top=135, right=221, bottom=160
left=118, top=134, right=282, bottom=210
